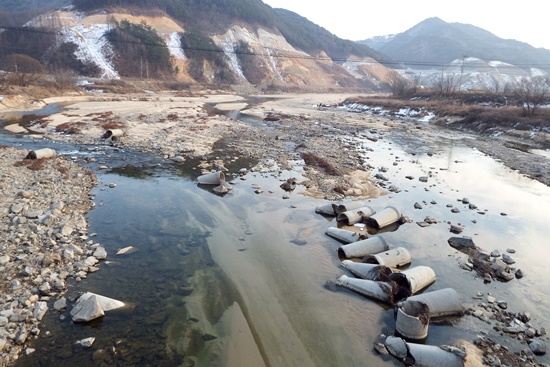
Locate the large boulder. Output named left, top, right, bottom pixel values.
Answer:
left=70, top=294, right=104, bottom=322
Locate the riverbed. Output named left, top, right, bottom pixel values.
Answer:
left=2, top=94, right=549, bottom=367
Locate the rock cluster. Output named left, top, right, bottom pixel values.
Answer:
left=0, top=147, right=99, bottom=365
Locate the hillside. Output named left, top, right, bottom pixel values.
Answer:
left=0, top=0, right=393, bottom=91
left=360, top=17, right=550, bottom=72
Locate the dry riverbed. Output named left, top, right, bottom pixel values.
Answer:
left=1, top=90, right=549, bottom=366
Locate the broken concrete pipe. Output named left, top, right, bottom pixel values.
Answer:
left=389, top=266, right=436, bottom=299
left=397, top=288, right=464, bottom=318
left=338, top=235, right=389, bottom=259
left=333, top=201, right=369, bottom=215
left=315, top=203, right=338, bottom=216
left=325, top=227, right=366, bottom=244
left=336, top=205, right=376, bottom=225
left=385, top=336, right=464, bottom=367
left=395, top=300, right=430, bottom=341
left=363, top=247, right=412, bottom=268
left=197, top=171, right=226, bottom=185
left=364, top=205, right=401, bottom=229
left=335, top=275, right=396, bottom=304
left=25, top=148, right=56, bottom=160
left=340, top=260, right=392, bottom=281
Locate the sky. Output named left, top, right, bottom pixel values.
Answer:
left=262, top=0, right=550, bottom=50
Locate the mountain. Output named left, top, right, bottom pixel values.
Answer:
left=360, top=17, right=550, bottom=73
left=0, top=0, right=393, bottom=91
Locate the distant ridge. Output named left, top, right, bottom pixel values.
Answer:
left=359, top=17, right=550, bottom=72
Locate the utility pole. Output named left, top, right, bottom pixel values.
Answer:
left=459, top=54, right=466, bottom=92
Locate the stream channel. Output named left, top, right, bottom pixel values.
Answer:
left=2, top=98, right=550, bottom=367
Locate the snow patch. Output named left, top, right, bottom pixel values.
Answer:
left=60, top=20, right=119, bottom=79
left=167, top=32, right=185, bottom=60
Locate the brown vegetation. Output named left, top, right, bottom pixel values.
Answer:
left=345, top=91, right=550, bottom=133
left=14, top=158, right=47, bottom=171
left=301, top=152, right=341, bottom=176
left=55, top=122, right=86, bottom=134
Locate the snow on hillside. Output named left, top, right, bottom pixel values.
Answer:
left=62, top=22, right=119, bottom=79
left=167, top=32, right=186, bottom=60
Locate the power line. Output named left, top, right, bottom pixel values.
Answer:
left=2, top=24, right=550, bottom=70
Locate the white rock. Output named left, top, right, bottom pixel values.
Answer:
left=54, top=297, right=67, bottom=311
left=82, top=256, right=99, bottom=267
left=61, top=225, right=74, bottom=237
left=78, top=292, right=125, bottom=311
left=116, top=246, right=136, bottom=255
left=93, top=246, right=108, bottom=260
left=76, top=337, right=95, bottom=348
left=70, top=295, right=104, bottom=322
left=33, top=301, right=48, bottom=321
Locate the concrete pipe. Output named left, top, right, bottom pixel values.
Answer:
left=364, top=206, right=401, bottom=229
left=398, top=288, right=464, bottom=318
left=363, top=247, right=412, bottom=268
left=103, top=129, right=124, bottom=139
left=26, top=148, right=56, bottom=160
left=338, top=235, right=389, bottom=258
left=325, top=227, right=366, bottom=244
left=334, top=201, right=368, bottom=215
left=389, top=266, right=436, bottom=299
left=335, top=275, right=395, bottom=304
left=336, top=205, right=376, bottom=225
left=406, top=341, right=464, bottom=367
left=395, top=300, right=430, bottom=341
left=340, top=260, right=392, bottom=281
left=315, top=203, right=337, bottom=216
left=384, top=336, right=464, bottom=367
left=197, top=171, right=226, bottom=185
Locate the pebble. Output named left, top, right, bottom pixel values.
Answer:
left=0, top=147, right=98, bottom=364
left=529, top=339, right=547, bottom=355
left=501, top=254, right=515, bottom=265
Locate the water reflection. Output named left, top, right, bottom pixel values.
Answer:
left=6, top=103, right=550, bottom=366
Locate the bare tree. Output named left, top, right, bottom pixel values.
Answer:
left=431, top=70, right=460, bottom=96
left=0, top=71, right=8, bottom=92
left=388, top=70, right=412, bottom=97
left=409, top=73, right=423, bottom=95
left=513, top=76, right=550, bottom=116
left=0, top=54, right=44, bottom=86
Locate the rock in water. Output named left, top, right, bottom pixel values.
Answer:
left=448, top=237, right=475, bottom=250
left=70, top=294, right=105, bottom=322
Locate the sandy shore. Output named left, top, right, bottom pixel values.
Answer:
left=10, top=91, right=397, bottom=201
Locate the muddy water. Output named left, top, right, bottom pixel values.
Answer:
left=4, top=104, right=550, bottom=366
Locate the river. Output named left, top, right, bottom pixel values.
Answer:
left=2, top=99, right=550, bottom=367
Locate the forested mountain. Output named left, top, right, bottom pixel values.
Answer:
left=0, top=0, right=391, bottom=90
left=360, top=17, right=550, bottom=73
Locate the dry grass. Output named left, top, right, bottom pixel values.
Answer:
left=166, top=113, right=179, bottom=121
left=345, top=92, right=550, bottom=132
left=302, top=152, right=341, bottom=176
left=14, top=158, right=47, bottom=171
left=55, top=122, right=86, bottom=134
left=333, top=186, right=347, bottom=195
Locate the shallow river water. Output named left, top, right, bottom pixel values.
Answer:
left=2, top=101, right=550, bottom=367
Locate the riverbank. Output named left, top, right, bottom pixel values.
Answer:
left=1, top=90, right=549, bottom=366
left=0, top=146, right=98, bottom=365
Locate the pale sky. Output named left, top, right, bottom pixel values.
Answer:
left=262, top=0, right=550, bottom=50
